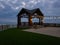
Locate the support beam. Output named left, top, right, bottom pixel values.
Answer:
left=39, top=18, right=43, bottom=25
left=39, top=18, right=41, bottom=25
left=17, top=16, right=21, bottom=28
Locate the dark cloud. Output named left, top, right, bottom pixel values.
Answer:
left=53, top=1, right=60, bottom=8
left=0, top=0, right=60, bottom=24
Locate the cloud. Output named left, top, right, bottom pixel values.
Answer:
left=0, top=0, right=60, bottom=23
left=0, top=0, right=42, bottom=10
left=0, top=0, right=60, bottom=14
left=53, top=1, right=60, bottom=8
left=0, top=2, right=5, bottom=9
left=11, top=0, right=18, bottom=4
left=21, top=1, right=26, bottom=8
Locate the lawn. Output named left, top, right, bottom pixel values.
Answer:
left=0, top=28, right=60, bottom=45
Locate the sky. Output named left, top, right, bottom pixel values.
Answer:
left=0, top=0, right=60, bottom=24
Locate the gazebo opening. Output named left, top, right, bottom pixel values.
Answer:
left=21, top=13, right=29, bottom=26
left=32, top=18, right=39, bottom=24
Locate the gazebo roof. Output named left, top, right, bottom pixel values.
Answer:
left=17, top=8, right=44, bottom=16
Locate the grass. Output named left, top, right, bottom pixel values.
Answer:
left=0, top=28, right=60, bottom=45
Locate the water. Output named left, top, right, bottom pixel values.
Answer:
left=0, top=19, right=60, bottom=25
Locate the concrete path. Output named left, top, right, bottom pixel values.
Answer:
left=23, top=27, right=60, bottom=37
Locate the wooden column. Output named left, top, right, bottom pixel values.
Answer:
left=17, top=16, right=21, bottom=28
left=39, top=18, right=41, bottom=25
left=29, top=15, right=32, bottom=26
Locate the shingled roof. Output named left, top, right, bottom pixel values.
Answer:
left=17, top=8, right=44, bottom=16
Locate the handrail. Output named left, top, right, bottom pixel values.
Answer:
left=44, top=16, right=60, bottom=19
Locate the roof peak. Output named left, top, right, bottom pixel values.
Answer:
left=17, top=8, right=43, bottom=16
left=22, top=8, right=40, bottom=10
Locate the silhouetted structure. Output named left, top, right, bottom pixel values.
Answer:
left=17, top=8, right=44, bottom=28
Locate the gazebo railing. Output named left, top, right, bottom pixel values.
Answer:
left=44, top=16, right=60, bottom=19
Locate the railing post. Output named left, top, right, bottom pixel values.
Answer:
left=2, top=25, right=3, bottom=30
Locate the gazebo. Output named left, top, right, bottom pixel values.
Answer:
left=17, top=8, right=44, bottom=28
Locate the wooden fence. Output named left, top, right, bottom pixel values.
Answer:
left=0, top=25, right=17, bottom=31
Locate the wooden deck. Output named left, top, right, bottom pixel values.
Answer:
left=23, top=27, right=60, bottom=37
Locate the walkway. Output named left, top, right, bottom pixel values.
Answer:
left=23, top=27, right=60, bottom=37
